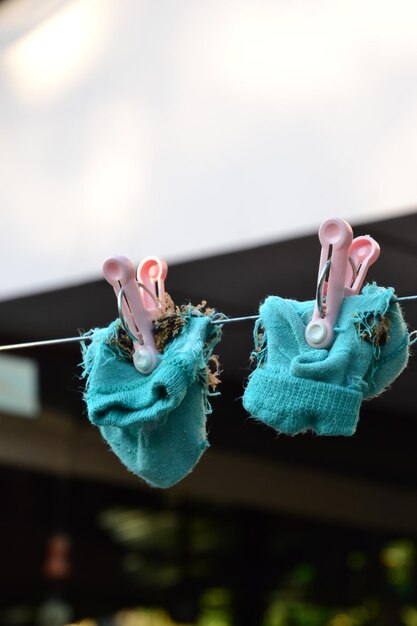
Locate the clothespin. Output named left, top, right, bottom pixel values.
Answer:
left=345, top=235, right=380, bottom=295
left=103, top=255, right=161, bottom=374
left=305, top=218, right=380, bottom=349
left=137, top=256, right=168, bottom=320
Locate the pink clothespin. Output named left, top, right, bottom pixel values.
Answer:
left=103, top=255, right=160, bottom=374
left=345, top=235, right=380, bottom=295
left=137, top=256, right=168, bottom=320
left=305, top=218, right=380, bottom=349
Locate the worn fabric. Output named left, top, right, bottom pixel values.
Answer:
left=81, top=314, right=221, bottom=488
left=243, top=284, right=409, bottom=436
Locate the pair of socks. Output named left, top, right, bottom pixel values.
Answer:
left=81, top=283, right=410, bottom=490
left=81, top=311, right=222, bottom=489
left=243, top=284, right=410, bottom=436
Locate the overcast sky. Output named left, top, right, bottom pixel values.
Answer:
left=0, top=0, right=416, bottom=298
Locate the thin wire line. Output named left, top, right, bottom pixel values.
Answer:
left=0, top=336, right=88, bottom=351
left=210, top=315, right=259, bottom=325
left=396, top=295, right=417, bottom=301
left=0, top=294, right=416, bottom=352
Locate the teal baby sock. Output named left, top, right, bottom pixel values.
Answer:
left=81, top=313, right=221, bottom=488
left=243, top=284, right=409, bottom=436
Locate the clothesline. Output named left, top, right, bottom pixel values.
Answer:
left=15, top=222, right=411, bottom=489
left=0, top=294, right=416, bottom=352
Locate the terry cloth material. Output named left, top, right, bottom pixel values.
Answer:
left=243, top=284, right=409, bottom=436
left=81, top=314, right=222, bottom=488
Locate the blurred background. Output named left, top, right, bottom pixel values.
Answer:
left=0, top=1, right=417, bottom=625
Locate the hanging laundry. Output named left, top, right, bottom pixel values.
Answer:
left=243, top=218, right=410, bottom=436
left=81, top=310, right=222, bottom=488
left=245, top=287, right=410, bottom=436
left=0, top=218, right=415, bottom=462
left=80, top=255, right=223, bottom=488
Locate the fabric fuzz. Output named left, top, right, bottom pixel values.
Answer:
left=243, top=284, right=409, bottom=436
left=81, top=312, right=222, bottom=488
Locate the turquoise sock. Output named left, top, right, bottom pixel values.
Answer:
left=81, top=314, right=221, bottom=488
left=243, top=284, right=409, bottom=436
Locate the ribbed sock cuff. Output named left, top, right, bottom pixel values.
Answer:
left=243, top=366, right=362, bottom=436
